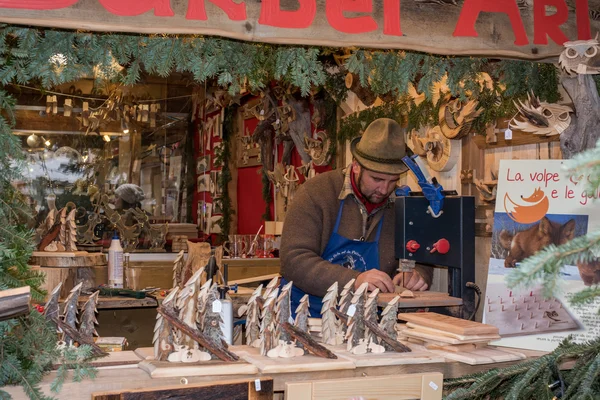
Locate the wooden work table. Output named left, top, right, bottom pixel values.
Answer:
left=2, top=348, right=547, bottom=399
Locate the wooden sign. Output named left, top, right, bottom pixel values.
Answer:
left=0, top=0, right=599, bottom=59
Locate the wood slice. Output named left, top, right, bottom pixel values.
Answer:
left=30, top=251, right=106, bottom=268
left=0, top=286, right=30, bottom=321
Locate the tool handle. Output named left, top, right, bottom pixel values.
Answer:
left=98, top=287, right=146, bottom=299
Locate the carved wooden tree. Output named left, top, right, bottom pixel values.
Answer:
left=259, top=287, right=279, bottom=356
left=321, top=281, right=339, bottom=345
left=245, top=284, right=263, bottom=347
left=294, top=294, right=310, bottom=351
left=262, top=276, right=280, bottom=299
left=153, top=287, right=179, bottom=361
left=275, top=281, right=293, bottom=343
left=364, top=288, right=380, bottom=346
left=43, top=282, right=62, bottom=332
left=176, top=269, right=202, bottom=350
left=378, top=295, right=400, bottom=352
left=345, top=282, right=368, bottom=352
left=203, top=284, right=227, bottom=359
left=65, top=209, right=78, bottom=251
left=559, top=75, right=600, bottom=158
left=62, top=282, right=83, bottom=344
left=78, top=290, right=99, bottom=341
left=338, top=278, right=355, bottom=337
left=196, top=278, right=213, bottom=332
left=172, top=250, right=185, bottom=289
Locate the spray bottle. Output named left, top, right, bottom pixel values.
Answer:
left=108, top=231, right=124, bottom=288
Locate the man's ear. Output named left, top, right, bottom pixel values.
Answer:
left=352, top=160, right=361, bottom=175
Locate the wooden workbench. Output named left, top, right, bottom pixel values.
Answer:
left=1, top=348, right=546, bottom=399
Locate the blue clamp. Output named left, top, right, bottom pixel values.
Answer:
left=401, top=155, right=445, bottom=218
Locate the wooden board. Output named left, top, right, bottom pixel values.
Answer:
left=0, top=286, right=30, bottom=321
left=324, top=344, right=444, bottom=368
left=378, top=292, right=463, bottom=308
left=134, top=347, right=154, bottom=360
left=234, top=345, right=355, bottom=374
left=285, top=372, right=443, bottom=400
left=428, top=346, right=526, bottom=365
left=138, top=359, right=259, bottom=378
left=398, top=312, right=498, bottom=336
left=30, top=251, right=106, bottom=268
left=1, top=0, right=597, bottom=60
left=398, top=329, right=495, bottom=347
left=405, top=323, right=501, bottom=342
left=92, top=377, right=273, bottom=400
left=472, top=129, right=560, bottom=150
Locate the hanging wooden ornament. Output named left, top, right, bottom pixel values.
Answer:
left=509, top=92, right=573, bottom=136
left=407, top=126, right=459, bottom=172
left=559, top=34, right=600, bottom=76
left=303, top=131, right=330, bottom=166
left=438, top=97, right=482, bottom=139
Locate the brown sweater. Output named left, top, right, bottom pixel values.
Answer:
left=280, top=168, right=433, bottom=298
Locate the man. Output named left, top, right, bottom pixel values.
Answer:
left=280, top=118, right=433, bottom=316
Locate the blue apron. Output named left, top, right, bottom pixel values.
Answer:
left=282, top=199, right=384, bottom=317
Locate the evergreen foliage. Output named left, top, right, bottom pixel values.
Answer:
left=216, top=105, right=236, bottom=241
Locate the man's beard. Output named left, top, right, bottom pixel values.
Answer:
left=357, top=170, right=391, bottom=203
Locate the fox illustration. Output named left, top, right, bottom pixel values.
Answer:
left=499, top=217, right=575, bottom=268
left=500, top=217, right=600, bottom=285
left=504, top=187, right=549, bottom=225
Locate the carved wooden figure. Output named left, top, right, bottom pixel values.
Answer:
left=43, top=282, right=62, bottom=332
left=196, top=278, right=212, bottom=332
left=182, top=241, right=211, bottom=286
left=79, top=291, right=99, bottom=341
left=65, top=209, right=78, bottom=251
left=245, top=284, right=263, bottom=348
left=338, top=278, right=355, bottom=337
left=172, top=250, right=186, bottom=289
left=259, top=287, right=279, bottom=356
left=202, top=284, right=227, bottom=359
left=62, top=282, right=83, bottom=345
left=509, top=93, right=573, bottom=136
left=379, top=295, right=400, bottom=352
left=345, top=282, right=368, bottom=353
left=275, top=280, right=293, bottom=343
left=294, top=294, right=310, bottom=351
left=320, top=281, right=340, bottom=346
left=153, top=287, right=179, bottom=361
left=262, top=276, right=280, bottom=300
left=364, top=288, right=380, bottom=346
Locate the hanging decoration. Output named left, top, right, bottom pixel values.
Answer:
left=558, top=35, right=600, bottom=76
left=508, top=93, right=573, bottom=137
left=407, top=126, right=460, bottom=172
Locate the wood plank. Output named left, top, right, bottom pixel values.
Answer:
left=0, top=0, right=595, bottom=60
left=0, top=286, right=30, bottom=322
left=138, top=359, right=259, bottom=378
left=378, top=292, right=462, bottom=308
left=92, top=377, right=273, bottom=400
left=30, top=251, right=106, bottom=268
left=428, top=346, right=526, bottom=365
left=236, top=345, right=355, bottom=374
left=404, top=323, right=500, bottom=342
left=399, top=330, right=493, bottom=346
left=229, top=273, right=280, bottom=285
left=325, top=344, right=444, bottom=368
left=397, top=313, right=498, bottom=336
left=472, top=130, right=560, bottom=150
left=284, top=382, right=312, bottom=400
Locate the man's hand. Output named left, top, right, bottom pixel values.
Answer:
left=393, top=271, right=428, bottom=291
left=355, top=270, right=394, bottom=293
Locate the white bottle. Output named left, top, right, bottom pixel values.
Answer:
left=108, top=232, right=124, bottom=288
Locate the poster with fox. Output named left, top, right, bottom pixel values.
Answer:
left=484, top=160, right=600, bottom=352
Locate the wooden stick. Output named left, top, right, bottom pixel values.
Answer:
left=0, top=286, right=30, bottom=322
left=281, top=322, right=337, bottom=359
left=157, top=306, right=239, bottom=362
left=330, top=307, right=348, bottom=324
left=53, top=317, right=107, bottom=357
left=363, top=318, right=412, bottom=353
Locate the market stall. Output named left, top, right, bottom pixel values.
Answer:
left=1, top=1, right=600, bottom=399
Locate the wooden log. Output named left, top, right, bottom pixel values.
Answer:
left=363, top=318, right=412, bottom=353
left=30, top=252, right=107, bottom=268
left=330, top=306, right=348, bottom=325
left=157, top=306, right=239, bottom=362
left=53, top=317, right=107, bottom=357
left=280, top=322, right=337, bottom=359
left=0, top=286, right=30, bottom=322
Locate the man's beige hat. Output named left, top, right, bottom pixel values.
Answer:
left=350, top=118, right=409, bottom=175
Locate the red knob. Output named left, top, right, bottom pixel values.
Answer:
left=406, top=240, right=420, bottom=253
left=430, top=238, right=450, bottom=255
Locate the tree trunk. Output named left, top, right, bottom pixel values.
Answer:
left=560, top=75, right=600, bottom=158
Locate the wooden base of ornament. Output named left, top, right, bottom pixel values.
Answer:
left=234, top=345, right=355, bottom=374
left=30, top=251, right=106, bottom=267
left=323, top=343, right=444, bottom=367
left=138, top=359, right=259, bottom=378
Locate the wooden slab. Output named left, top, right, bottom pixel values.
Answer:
left=30, top=251, right=106, bottom=268
left=138, top=359, right=258, bottom=378
left=405, top=323, right=501, bottom=342
left=399, top=330, right=493, bottom=347
left=325, top=344, right=444, bottom=368
left=428, top=346, right=526, bottom=365
left=234, top=345, right=355, bottom=374
left=378, top=292, right=462, bottom=308
left=398, top=312, right=498, bottom=336
left=134, top=347, right=154, bottom=360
